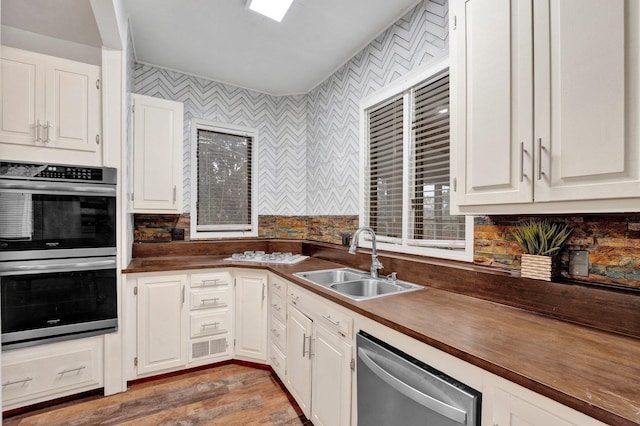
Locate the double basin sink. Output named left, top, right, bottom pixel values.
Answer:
left=293, top=268, right=423, bottom=301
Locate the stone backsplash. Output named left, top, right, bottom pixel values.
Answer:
left=133, top=214, right=358, bottom=246
left=134, top=213, right=640, bottom=289
left=475, top=214, right=640, bottom=289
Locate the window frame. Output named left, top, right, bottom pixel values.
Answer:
left=190, top=118, right=258, bottom=239
left=358, top=57, right=474, bottom=262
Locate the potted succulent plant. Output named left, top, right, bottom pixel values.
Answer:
left=512, top=219, right=572, bottom=281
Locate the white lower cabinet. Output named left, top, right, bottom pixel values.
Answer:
left=234, top=269, right=268, bottom=362
left=124, top=267, right=606, bottom=426
left=286, top=304, right=314, bottom=417
left=285, top=282, right=354, bottom=425
left=1, top=336, right=103, bottom=411
left=127, top=270, right=233, bottom=379
left=135, top=274, right=188, bottom=375
left=269, top=274, right=288, bottom=381
left=311, top=323, right=352, bottom=426
left=489, top=378, right=605, bottom=426
left=188, top=271, right=233, bottom=365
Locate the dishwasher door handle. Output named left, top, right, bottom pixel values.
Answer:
left=358, top=347, right=468, bottom=425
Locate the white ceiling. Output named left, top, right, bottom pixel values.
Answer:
left=2, top=0, right=423, bottom=96
left=125, top=0, right=423, bottom=95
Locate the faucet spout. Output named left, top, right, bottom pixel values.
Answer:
left=349, top=226, right=384, bottom=278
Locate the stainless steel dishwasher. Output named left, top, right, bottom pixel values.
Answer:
left=357, top=331, right=481, bottom=425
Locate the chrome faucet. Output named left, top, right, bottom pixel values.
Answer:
left=349, top=226, right=384, bottom=278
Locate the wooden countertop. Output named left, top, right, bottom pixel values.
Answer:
left=124, top=255, right=640, bottom=425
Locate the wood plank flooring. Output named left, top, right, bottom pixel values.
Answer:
left=3, top=363, right=312, bottom=425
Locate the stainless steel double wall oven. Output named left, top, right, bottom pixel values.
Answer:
left=0, top=160, right=118, bottom=350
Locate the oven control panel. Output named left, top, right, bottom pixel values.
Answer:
left=0, top=161, right=107, bottom=182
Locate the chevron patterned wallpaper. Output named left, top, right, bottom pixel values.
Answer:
left=132, top=0, right=447, bottom=216
left=306, top=0, right=448, bottom=214
left=133, top=65, right=307, bottom=215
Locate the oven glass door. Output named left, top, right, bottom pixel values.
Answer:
left=1, top=258, right=117, bottom=349
left=0, top=190, right=116, bottom=252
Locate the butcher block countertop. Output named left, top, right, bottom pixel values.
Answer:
left=124, top=253, right=640, bottom=425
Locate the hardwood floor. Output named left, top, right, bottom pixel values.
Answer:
left=3, top=363, right=312, bottom=425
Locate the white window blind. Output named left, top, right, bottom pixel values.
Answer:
left=195, top=128, right=253, bottom=231
left=409, top=72, right=465, bottom=248
left=366, top=96, right=404, bottom=239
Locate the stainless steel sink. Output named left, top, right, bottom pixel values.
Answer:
left=294, top=268, right=365, bottom=286
left=293, top=268, right=422, bottom=301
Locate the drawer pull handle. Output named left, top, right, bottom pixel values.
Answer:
left=200, top=298, right=222, bottom=306
left=201, top=279, right=226, bottom=287
left=201, top=322, right=220, bottom=329
left=271, top=356, right=280, bottom=368
left=271, top=304, right=281, bottom=311
left=3, top=377, right=33, bottom=386
left=58, top=366, right=86, bottom=375
left=271, top=328, right=280, bottom=337
left=322, top=314, right=341, bottom=327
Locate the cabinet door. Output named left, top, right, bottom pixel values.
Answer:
left=0, top=48, right=44, bottom=146
left=136, top=274, right=187, bottom=375
left=45, top=59, right=101, bottom=153
left=132, top=94, right=183, bottom=212
left=451, top=0, right=534, bottom=207
left=286, top=305, right=313, bottom=418
left=311, top=323, right=353, bottom=426
left=533, top=0, right=640, bottom=202
left=234, top=271, right=267, bottom=361
left=493, top=387, right=574, bottom=426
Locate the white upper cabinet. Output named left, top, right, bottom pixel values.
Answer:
left=451, top=0, right=534, bottom=207
left=0, top=46, right=102, bottom=165
left=131, top=94, right=183, bottom=213
left=450, top=0, right=640, bottom=214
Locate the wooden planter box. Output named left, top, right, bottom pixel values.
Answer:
left=520, top=254, right=558, bottom=281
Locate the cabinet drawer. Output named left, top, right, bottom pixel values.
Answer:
left=2, top=338, right=102, bottom=408
left=270, top=343, right=286, bottom=381
left=270, top=316, right=286, bottom=351
left=190, top=310, right=230, bottom=338
left=288, top=284, right=314, bottom=310
left=270, top=292, right=286, bottom=322
left=318, top=305, right=353, bottom=339
left=270, top=275, right=287, bottom=298
left=190, top=287, right=230, bottom=310
left=191, top=271, right=232, bottom=288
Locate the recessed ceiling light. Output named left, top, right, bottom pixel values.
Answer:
left=248, top=0, right=294, bottom=22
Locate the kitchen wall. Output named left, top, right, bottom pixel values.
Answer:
left=305, top=0, right=449, bottom=214
left=132, top=0, right=448, bottom=217
left=129, top=0, right=640, bottom=290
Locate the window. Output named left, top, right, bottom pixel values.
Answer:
left=190, top=119, right=258, bottom=239
left=360, top=59, right=473, bottom=261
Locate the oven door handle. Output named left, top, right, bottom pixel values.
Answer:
left=0, top=259, right=116, bottom=275
left=0, top=181, right=116, bottom=196
left=358, top=347, right=468, bottom=425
